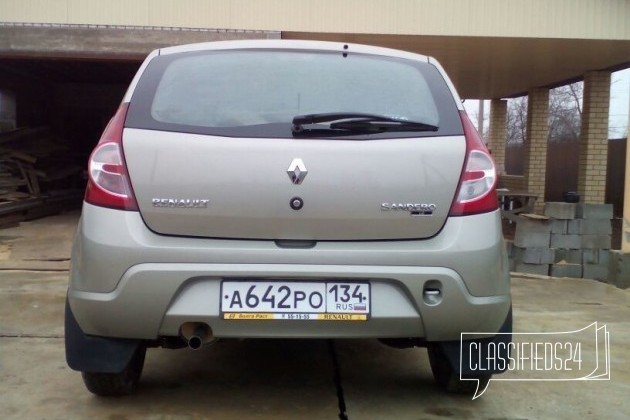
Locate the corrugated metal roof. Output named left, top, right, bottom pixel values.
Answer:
left=1, top=0, right=629, bottom=40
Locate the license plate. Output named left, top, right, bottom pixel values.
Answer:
left=221, top=281, right=370, bottom=321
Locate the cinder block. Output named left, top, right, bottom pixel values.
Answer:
left=514, top=232, right=551, bottom=248
left=544, top=202, right=577, bottom=219
left=514, top=218, right=551, bottom=248
left=608, top=250, right=630, bottom=289
left=576, top=203, right=613, bottom=220
left=567, top=219, right=612, bottom=235
left=554, top=249, right=582, bottom=264
left=515, top=263, right=549, bottom=276
left=550, top=263, right=582, bottom=278
left=551, top=234, right=581, bottom=250
left=582, top=249, right=610, bottom=265
left=583, top=264, right=609, bottom=282
left=580, top=235, right=612, bottom=250
left=551, top=220, right=568, bottom=234
left=513, top=247, right=555, bottom=264
left=516, top=217, right=552, bottom=234
left=508, top=255, right=516, bottom=272
left=511, top=246, right=522, bottom=262
left=505, top=240, right=514, bottom=256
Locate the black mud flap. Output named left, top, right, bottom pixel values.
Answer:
left=438, top=306, right=513, bottom=377
left=65, top=298, right=142, bottom=373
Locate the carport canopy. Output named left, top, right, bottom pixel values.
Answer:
left=2, top=0, right=629, bottom=99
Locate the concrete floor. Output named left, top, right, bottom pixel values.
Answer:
left=1, top=212, right=629, bottom=419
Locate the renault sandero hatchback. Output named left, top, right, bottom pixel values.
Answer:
left=65, top=40, right=512, bottom=396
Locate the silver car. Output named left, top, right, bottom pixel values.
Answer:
left=65, top=40, right=512, bottom=396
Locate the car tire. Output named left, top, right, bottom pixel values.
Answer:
left=81, top=345, right=146, bottom=396
left=427, top=343, right=491, bottom=394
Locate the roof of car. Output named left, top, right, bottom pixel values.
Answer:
left=157, top=39, right=431, bottom=63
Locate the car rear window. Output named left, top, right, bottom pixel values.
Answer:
left=126, top=49, right=463, bottom=139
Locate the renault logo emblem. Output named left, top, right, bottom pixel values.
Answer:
left=287, top=158, right=308, bottom=185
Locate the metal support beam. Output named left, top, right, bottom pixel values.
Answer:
left=477, top=99, right=485, bottom=138
left=623, top=84, right=630, bottom=253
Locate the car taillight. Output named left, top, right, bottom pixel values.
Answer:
left=449, top=111, right=498, bottom=216
left=84, top=103, right=138, bottom=211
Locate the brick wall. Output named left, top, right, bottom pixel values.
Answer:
left=578, top=71, right=611, bottom=204
left=488, top=99, right=507, bottom=174
left=523, top=88, right=549, bottom=212
left=498, top=174, right=527, bottom=191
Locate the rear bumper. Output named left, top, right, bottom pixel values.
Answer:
left=69, top=262, right=510, bottom=341
left=68, top=203, right=511, bottom=341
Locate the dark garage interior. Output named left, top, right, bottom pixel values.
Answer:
left=0, top=58, right=141, bottom=226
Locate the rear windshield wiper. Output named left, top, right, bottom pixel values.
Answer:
left=291, top=112, right=439, bottom=135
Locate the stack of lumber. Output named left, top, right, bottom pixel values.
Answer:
left=0, top=127, right=84, bottom=226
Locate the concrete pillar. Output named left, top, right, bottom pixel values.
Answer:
left=488, top=99, right=507, bottom=175
left=523, top=88, right=549, bottom=213
left=577, top=71, right=611, bottom=204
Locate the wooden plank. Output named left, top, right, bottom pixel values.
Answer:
left=520, top=213, right=549, bottom=220
left=0, top=127, right=50, bottom=145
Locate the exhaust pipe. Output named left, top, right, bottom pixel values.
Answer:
left=180, top=322, right=214, bottom=350
left=187, top=334, right=203, bottom=350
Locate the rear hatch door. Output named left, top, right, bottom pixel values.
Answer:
left=124, top=130, right=465, bottom=240
left=122, top=44, right=466, bottom=240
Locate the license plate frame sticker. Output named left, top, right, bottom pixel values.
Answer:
left=221, top=281, right=370, bottom=321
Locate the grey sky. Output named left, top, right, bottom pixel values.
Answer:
left=464, top=68, right=630, bottom=139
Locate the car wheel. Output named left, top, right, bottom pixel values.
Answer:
left=427, top=343, right=491, bottom=394
left=81, top=345, right=146, bottom=396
